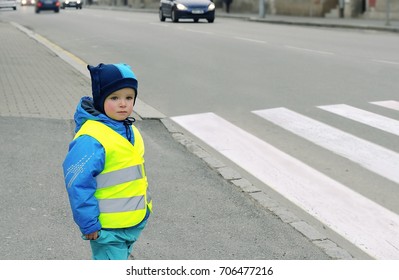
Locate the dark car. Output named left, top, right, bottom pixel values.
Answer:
left=61, top=0, right=82, bottom=9
left=159, top=0, right=215, bottom=23
left=35, top=0, right=60, bottom=13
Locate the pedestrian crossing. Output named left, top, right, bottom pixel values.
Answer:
left=371, top=100, right=399, bottom=111
left=318, top=104, right=399, bottom=136
left=171, top=100, right=399, bottom=260
left=253, top=107, right=399, bottom=184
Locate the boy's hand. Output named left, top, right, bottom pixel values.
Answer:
left=85, top=231, right=99, bottom=240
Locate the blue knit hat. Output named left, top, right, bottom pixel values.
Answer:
left=87, top=63, right=138, bottom=114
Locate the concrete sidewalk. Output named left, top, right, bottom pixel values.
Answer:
left=247, top=14, right=399, bottom=33
left=0, top=20, right=358, bottom=260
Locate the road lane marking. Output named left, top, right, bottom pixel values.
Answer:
left=149, top=22, right=170, bottom=27
left=372, top=59, right=399, bottom=66
left=181, top=28, right=214, bottom=35
left=318, top=104, right=399, bottom=136
left=171, top=112, right=399, bottom=259
left=234, top=37, right=268, bottom=44
left=253, top=107, right=399, bottom=185
left=370, top=100, right=399, bottom=111
left=284, top=45, right=334, bottom=55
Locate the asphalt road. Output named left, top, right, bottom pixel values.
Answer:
left=2, top=6, right=399, bottom=259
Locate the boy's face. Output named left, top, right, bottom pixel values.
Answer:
left=103, top=88, right=136, bottom=121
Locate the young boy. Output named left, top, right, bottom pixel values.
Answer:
left=62, top=63, right=152, bottom=260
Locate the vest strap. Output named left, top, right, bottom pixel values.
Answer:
left=96, top=165, right=143, bottom=189
left=99, top=195, right=145, bottom=213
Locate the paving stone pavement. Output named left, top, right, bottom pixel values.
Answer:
left=0, top=21, right=89, bottom=120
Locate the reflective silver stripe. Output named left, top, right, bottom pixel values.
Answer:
left=98, top=195, right=145, bottom=213
left=96, top=165, right=143, bottom=189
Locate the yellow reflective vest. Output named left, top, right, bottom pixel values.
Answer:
left=74, top=120, right=152, bottom=228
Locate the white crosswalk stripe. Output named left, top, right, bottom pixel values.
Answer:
left=171, top=101, right=399, bottom=259
left=318, top=104, right=399, bottom=136
left=253, top=107, right=399, bottom=184
left=370, top=100, right=399, bottom=111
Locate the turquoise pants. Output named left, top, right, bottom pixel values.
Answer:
left=87, top=221, right=147, bottom=260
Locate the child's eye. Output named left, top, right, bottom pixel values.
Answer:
left=127, top=96, right=134, bottom=100
left=110, top=96, right=118, bottom=100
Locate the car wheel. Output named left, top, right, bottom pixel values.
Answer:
left=194, top=19, right=199, bottom=23
left=207, top=17, right=214, bottom=23
left=159, top=9, right=165, bottom=22
left=171, top=9, right=178, bottom=23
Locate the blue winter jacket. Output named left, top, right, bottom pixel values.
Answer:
left=62, top=96, right=144, bottom=235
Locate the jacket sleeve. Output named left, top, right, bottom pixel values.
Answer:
left=62, top=135, right=105, bottom=235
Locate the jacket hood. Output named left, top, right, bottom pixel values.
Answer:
left=74, top=96, right=128, bottom=135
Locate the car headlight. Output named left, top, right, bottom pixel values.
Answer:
left=176, top=3, right=187, bottom=10
left=77, top=0, right=81, bottom=3
left=208, top=3, right=215, bottom=11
